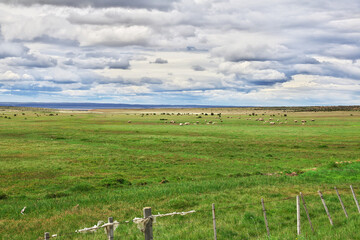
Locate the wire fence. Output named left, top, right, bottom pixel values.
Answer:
left=38, top=184, right=360, bottom=239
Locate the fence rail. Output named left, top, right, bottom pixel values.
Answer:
left=42, top=184, right=360, bottom=239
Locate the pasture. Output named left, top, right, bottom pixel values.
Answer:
left=0, top=107, right=360, bottom=239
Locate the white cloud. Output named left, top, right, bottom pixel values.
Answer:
left=0, top=71, right=21, bottom=80
left=218, top=61, right=287, bottom=81
left=0, top=42, right=28, bottom=58
left=0, top=1, right=360, bottom=105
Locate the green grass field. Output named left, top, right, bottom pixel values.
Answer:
left=0, top=107, right=360, bottom=239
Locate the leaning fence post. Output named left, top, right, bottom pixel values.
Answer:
left=297, top=195, right=301, bottom=235
left=107, top=217, right=114, bottom=240
left=143, top=207, right=153, bottom=240
left=318, top=191, right=333, bottom=225
left=335, top=187, right=348, bottom=218
left=261, top=198, right=270, bottom=236
left=44, top=232, right=50, bottom=240
left=300, top=192, right=314, bottom=233
left=212, top=203, right=217, bottom=240
left=350, top=185, right=360, bottom=214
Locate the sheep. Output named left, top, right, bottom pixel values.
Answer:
left=301, top=120, right=307, bottom=123
left=179, top=123, right=184, bottom=126
left=185, top=122, right=190, bottom=125
left=270, top=122, right=275, bottom=125
left=294, top=120, right=298, bottom=123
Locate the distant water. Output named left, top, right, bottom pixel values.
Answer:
left=0, top=102, right=240, bottom=110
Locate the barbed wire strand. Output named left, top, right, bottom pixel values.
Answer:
left=43, top=185, right=359, bottom=238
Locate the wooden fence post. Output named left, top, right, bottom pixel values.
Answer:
left=143, top=207, right=153, bottom=240
left=107, top=217, right=114, bottom=240
left=297, top=195, right=300, bottom=235
left=212, top=203, right=217, bottom=240
left=350, top=185, right=360, bottom=214
left=44, top=232, right=50, bottom=240
left=261, top=198, right=270, bottom=236
left=300, top=192, right=314, bottom=233
left=334, top=187, right=348, bottom=218
left=318, top=191, right=333, bottom=225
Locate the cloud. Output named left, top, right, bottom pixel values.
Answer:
left=63, top=59, right=74, bottom=66
left=0, top=0, right=178, bottom=10
left=63, top=58, right=130, bottom=69
left=219, top=61, right=286, bottom=81
left=77, top=26, right=153, bottom=47
left=97, top=76, right=163, bottom=86
left=140, top=77, right=163, bottom=84
left=67, top=8, right=183, bottom=27
left=152, top=58, right=168, bottom=64
left=8, top=54, right=57, bottom=68
left=0, top=42, right=28, bottom=58
left=108, top=59, right=130, bottom=69
left=192, top=65, right=205, bottom=71
left=0, top=71, right=20, bottom=80
left=32, top=35, right=79, bottom=46
left=9, top=84, right=62, bottom=92
left=211, top=44, right=294, bottom=62
left=322, top=44, right=360, bottom=60
left=0, top=0, right=360, bottom=105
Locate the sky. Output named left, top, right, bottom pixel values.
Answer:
left=0, top=0, right=360, bottom=106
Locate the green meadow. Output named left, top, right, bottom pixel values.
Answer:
left=0, top=107, right=360, bottom=239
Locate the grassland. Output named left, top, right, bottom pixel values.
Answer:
left=0, top=107, right=360, bottom=239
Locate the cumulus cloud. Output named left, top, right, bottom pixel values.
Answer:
left=0, top=71, right=20, bottom=80
left=152, top=58, right=168, bottom=64
left=67, top=8, right=183, bottom=27
left=109, top=59, right=130, bottom=69
left=192, top=65, right=205, bottom=71
left=1, top=0, right=178, bottom=10
left=0, top=42, right=28, bottom=58
left=0, top=0, right=360, bottom=104
left=63, top=58, right=130, bottom=69
left=219, top=61, right=287, bottom=83
left=211, top=44, right=294, bottom=62
left=322, top=44, right=360, bottom=60
left=8, top=54, right=57, bottom=68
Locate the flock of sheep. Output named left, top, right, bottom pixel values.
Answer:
left=251, top=117, right=315, bottom=125
left=127, top=113, right=316, bottom=126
